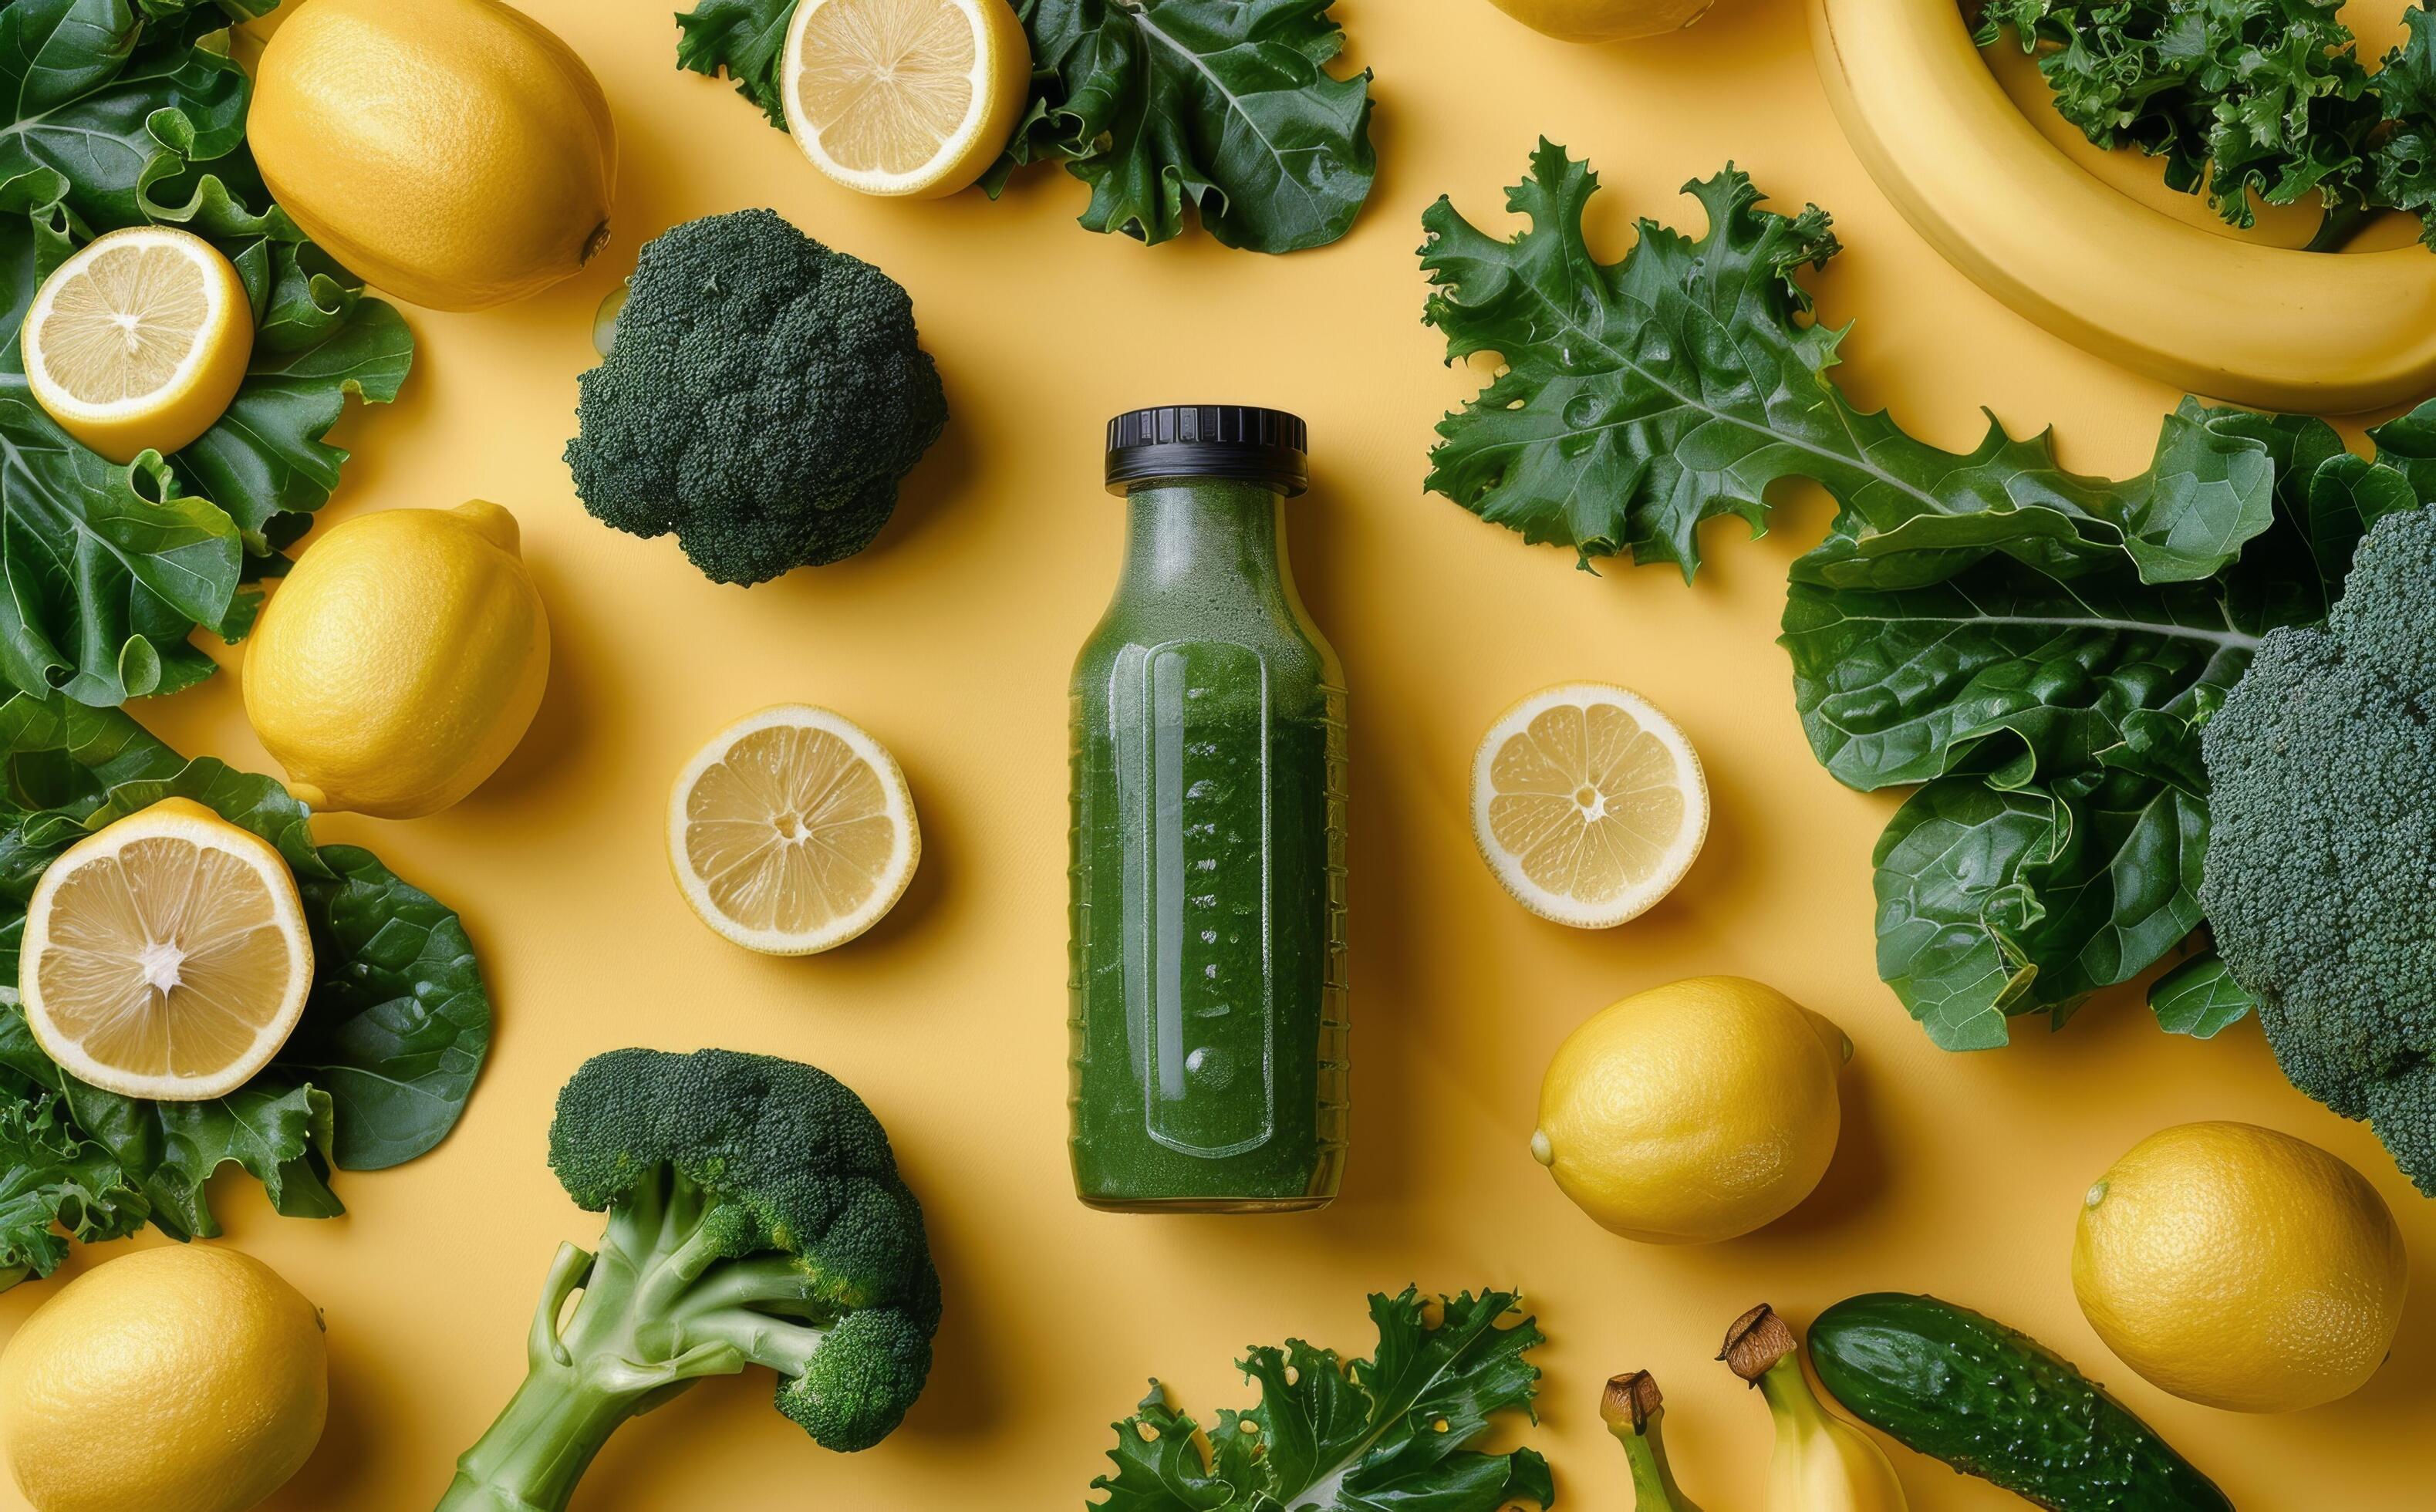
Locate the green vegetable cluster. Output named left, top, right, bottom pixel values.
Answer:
left=1420, top=143, right=2436, bottom=1186
left=2199, top=504, right=2436, bottom=1191
left=676, top=0, right=1378, bottom=251
left=1978, top=0, right=2436, bottom=249
left=0, top=0, right=411, bottom=704
left=441, top=1048, right=939, bottom=1512
left=565, top=209, right=946, bottom=586
left=1093, top=1288, right=1552, bottom=1511
left=0, top=692, right=491, bottom=1289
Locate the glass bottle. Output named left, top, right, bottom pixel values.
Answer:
left=1068, top=406, right=1348, bottom=1212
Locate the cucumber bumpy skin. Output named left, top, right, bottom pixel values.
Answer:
left=1810, top=1294, right=2231, bottom=1512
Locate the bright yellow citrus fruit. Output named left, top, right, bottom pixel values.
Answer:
left=1533, top=977, right=1849, bottom=1244
left=781, top=0, right=1031, bottom=198
left=244, top=501, right=550, bottom=820
left=2073, top=1120, right=2406, bottom=1412
left=670, top=705, right=921, bottom=955
left=20, top=226, right=252, bottom=465
left=19, top=798, right=312, bottom=1103
left=1473, top=683, right=1709, bottom=928
left=0, top=1245, right=326, bottom=1512
left=250, top=0, right=616, bottom=311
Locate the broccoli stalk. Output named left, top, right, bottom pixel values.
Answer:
left=440, top=1050, right=940, bottom=1512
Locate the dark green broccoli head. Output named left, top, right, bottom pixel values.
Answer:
left=550, top=1046, right=940, bottom=1322
left=2200, top=502, right=2436, bottom=1192
left=444, top=1046, right=943, bottom=1507
left=565, top=209, right=947, bottom=586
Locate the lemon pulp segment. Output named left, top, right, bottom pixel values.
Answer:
left=686, top=724, right=898, bottom=932
left=36, top=241, right=218, bottom=408
left=793, top=0, right=980, bottom=176
left=1488, top=699, right=1688, bottom=902
left=22, top=802, right=311, bottom=1100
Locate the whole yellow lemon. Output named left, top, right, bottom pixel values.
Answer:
left=2073, top=1121, right=2405, bottom=1412
left=249, top=0, right=616, bottom=311
left=0, top=1246, right=326, bottom=1512
left=1532, top=976, right=1849, bottom=1243
left=245, top=501, right=550, bottom=818
left=1483, top=0, right=1719, bottom=42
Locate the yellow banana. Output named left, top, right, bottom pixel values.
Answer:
left=1725, top=1306, right=1908, bottom=1512
left=1808, top=0, right=2436, bottom=413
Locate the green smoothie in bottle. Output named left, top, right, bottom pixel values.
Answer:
left=1068, top=406, right=1348, bottom=1211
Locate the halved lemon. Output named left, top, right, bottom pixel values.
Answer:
left=21, top=225, right=254, bottom=464
left=669, top=706, right=920, bottom=954
left=1472, top=683, right=1709, bottom=929
left=780, top=0, right=1031, bottom=198
left=20, top=798, right=312, bottom=1102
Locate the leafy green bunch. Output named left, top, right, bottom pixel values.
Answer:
left=1419, top=143, right=2430, bottom=1053
left=0, top=692, right=491, bottom=1289
left=1979, top=0, right=2436, bottom=248
left=0, top=0, right=412, bottom=704
left=676, top=0, right=1377, bottom=251
left=1093, top=1288, right=1553, bottom=1511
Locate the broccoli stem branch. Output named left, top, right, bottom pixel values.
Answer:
left=438, top=1185, right=758, bottom=1512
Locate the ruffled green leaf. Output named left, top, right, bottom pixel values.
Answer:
left=1092, top=1288, right=1550, bottom=1511
left=0, top=0, right=411, bottom=704
left=0, top=692, right=490, bottom=1281
left=1419, top=147, right=2279, bottom=580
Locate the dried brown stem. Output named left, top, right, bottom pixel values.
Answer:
left=1719, top=1304, right=1798, bottom=1383
left=1602, top=1371, right=1663, bottom=1435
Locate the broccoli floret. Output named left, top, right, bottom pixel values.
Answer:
left=2199, top=502, right=2436, bottom=1193
left=440, top=1049, right=941, bottom=1511
left=565, top=210, right=947, bottom=585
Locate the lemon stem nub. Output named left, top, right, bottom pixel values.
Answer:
left=1603, top=1372, right=1703, bottom=1511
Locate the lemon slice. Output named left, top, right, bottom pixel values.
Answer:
left=20, top=798, right=312, bottom=1102
left=669, top=706, right=921, bottom=954
left=21, top=225, right=255, bottom=465
left=1472, top=683, right=1709, bottom=928
left=780, top=0, right=1031, bottom=198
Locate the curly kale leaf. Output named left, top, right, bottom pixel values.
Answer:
left=679, top=0, right=1378, bottom=251
left=1419, top=143, right=2276, bottom=582
left=1975, top=0, right=2380, bottom=229
left=1093, top=1288, right=1552, bottom=1512
left=0, top=691, right=492, bottom=1277
left=0, top=0, right=412, bottom=704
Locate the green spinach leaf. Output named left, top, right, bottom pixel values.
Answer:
left=2147, top=950, right=2255, bottom=1038
left=679, top=0, right=1378, bottom=252
left=0, top=0, right=410, bottom=704
left=1093, top=1288, right=1552, bottom=1511
left=0, top=691, right=491, bottom=1275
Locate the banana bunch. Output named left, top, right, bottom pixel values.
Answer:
left=1809, top=0, right=2436, bottom=413
left=1604, top=1307, right=1905, bottom=1512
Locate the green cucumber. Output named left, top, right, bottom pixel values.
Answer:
left=1810, top=1294, right=2232, bottom=1512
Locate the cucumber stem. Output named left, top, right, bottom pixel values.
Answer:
left=1602, top=1372, right=1705, bottom=1511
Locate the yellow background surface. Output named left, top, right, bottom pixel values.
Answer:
left=4, top=0, right=2434, bottom=1507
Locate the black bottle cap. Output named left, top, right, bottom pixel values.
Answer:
left=1105, top=405, right=1309, bottom=497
